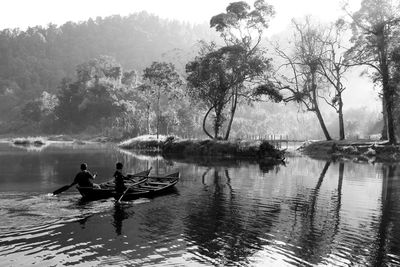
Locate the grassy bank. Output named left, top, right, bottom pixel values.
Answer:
left=119, top=135, right=167, bottom=150
left=1, top=134, right=117, bottom=145
left=299, top=140, right=400, bottom=162
left=12, top=136, right=46, bottom=146
left=118, top=135, right=285, bottom=160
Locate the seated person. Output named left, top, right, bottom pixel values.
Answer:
left=71, top=163, right=100, bottom=188
left=113, top=162, right=127, bottom=194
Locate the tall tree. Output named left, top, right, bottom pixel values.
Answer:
left=212, top=0, right=276, bottom=140
left=318, top=19, right=350, bottom=140
left=54, top=56, right=129, bottom=132
left=187, top=0, right=276, bottom=140
left=345, top=0, right=400, bottom=143
left=275, top=18, right=332, bottom=140
left=186, top=42, right=233, bottom=139
left=142, top=61, right=183, bottom=139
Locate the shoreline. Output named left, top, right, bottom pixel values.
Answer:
left=118, top=135, right=285, bottom=162
left=7, top=134, right=400, bottom=164
left=298, top=140, right=400, bottom=163
left=0, top=134, right=116, bottom=144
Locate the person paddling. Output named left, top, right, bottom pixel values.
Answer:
left=71, top=163, right=100, bottom=188
left=113, top=162, right=127, bottom=194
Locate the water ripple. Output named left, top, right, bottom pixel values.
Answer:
left=1, top=144, right=400, bottom=266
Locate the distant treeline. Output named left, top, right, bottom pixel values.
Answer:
left=0, top=12, right=214, bottom=129
left=0, top=2, right=390, bottom=141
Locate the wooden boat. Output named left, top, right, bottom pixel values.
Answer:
left=77, top=168, right=151, bottom=200
left=115, top=172, right=180, bottom=201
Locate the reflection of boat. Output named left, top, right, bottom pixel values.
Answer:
left=116, top=172, right=180, bottom=201
left=77, top=169, right=152, bottom=200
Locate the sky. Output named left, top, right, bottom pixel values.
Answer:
left=1, top=0, right=361, bottom=32
left=0, top=0, right=379, bottom=111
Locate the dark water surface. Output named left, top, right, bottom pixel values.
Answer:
left=0, top=142, right=400, bottom=266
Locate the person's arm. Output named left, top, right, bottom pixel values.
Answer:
left=88, top=171, right=96, bottom=180
left=113, top=171, right=118, bottom=181
left=70, top=174, right=78, bottom=186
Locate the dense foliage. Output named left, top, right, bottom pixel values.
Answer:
left=345, top=0, right=400, bottom=143
left=0, top=12, right=214, bottom=134
left=0, top=1, right=396, bottom=141
left=186, top=0, right=281, bottom=140
left=0, top=12, right=211, bottom=97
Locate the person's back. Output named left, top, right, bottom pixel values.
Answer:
left=74, top=170, right=94, bottom=187
left=71, top=163, right=95, bottom=187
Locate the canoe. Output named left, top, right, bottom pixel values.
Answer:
left=115, top=172, right=180, bottom=201
left=77, top=168, right=151, bottom=200
left=99, top=166, right=153, bottom=188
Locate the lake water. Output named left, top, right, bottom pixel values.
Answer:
left=0, top=141, right=399, bottom=266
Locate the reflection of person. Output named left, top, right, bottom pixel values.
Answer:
left=113, top=162, right=127, bottom=194
left=71, top=163, right=100, bottom=188
left=113, top=204, right=129, bottom=235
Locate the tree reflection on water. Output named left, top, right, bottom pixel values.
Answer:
left=289, top=161, right=345, bottom=265
left=371, top=164, right=400, bottom=266
left=3, top=141, right=400, bottom=266
left=184, top=168, right=281, bottom=265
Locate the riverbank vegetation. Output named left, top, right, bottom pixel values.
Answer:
left=2, top=0, right=400, bottom=158
left=299, top=140, right=400, bottom=162
left=119, top=135, right=167, bottom=150
left=119, top=135, right=284, bottom=161
left=12, top=136, right=46, bottom=146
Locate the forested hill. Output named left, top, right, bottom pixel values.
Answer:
left=0, top=12, right=214, bottom=111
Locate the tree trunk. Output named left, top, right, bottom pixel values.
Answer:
left=224, top=89, right=238, bottom=140
left=202, top=105, right=214, bottom=139
left=381, top=52, right=396, bottom=144
left=146, top=104, right=150, bottom=134
left=338, top=111, right=345, bottom=140
left=378, top=30, right=395, bottom=144
left=381, top=98, right=388, bottom=140
left=214, top=104, right=224, bottom=139
left=156, top=89, right=160, bottom=139
left=311, top=71, right=332, bottom=140
left=336, top=69, right=345, bottom=140
left=338, top=93, right=345, bottom=140
left=385, top=90, right=396, bottom=144
left=214, top=109, right=220, bottom=139
left=315, top=106, right=332, bottom=140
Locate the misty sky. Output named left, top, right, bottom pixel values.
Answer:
left=1, top=0, right=361, bottom=32
left=0, top=0, right=380, bottom=111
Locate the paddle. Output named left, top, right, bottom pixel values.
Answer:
left=116, top=177, right=150, bottom=203
left=116, top=187, right=130, bottom=203
left=53, top=173, right=97, bottom=195
left=53, top=184, right=72, bottom=195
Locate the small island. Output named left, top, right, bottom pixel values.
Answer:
left=12, top=137, right=46, bottom=146
left=118, top=135, right=285, bottom=161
